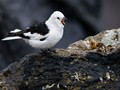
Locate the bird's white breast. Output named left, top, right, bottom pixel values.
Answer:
left=25, top=22, right=64, bottom=49
left=46, top=24, right=64, bottom=46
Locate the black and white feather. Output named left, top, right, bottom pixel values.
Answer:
left=2, top=11, right=66, bottom=49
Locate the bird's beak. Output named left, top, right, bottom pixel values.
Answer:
left=61, top=17, right=67, bottom=25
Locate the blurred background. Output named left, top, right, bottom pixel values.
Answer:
left=0, top=0, right=120, bottom=70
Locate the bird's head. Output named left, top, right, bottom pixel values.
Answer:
left=46, top=11, right=67, bottom=29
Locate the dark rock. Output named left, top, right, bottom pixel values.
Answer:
left=0, top=28, right=120, bottom=90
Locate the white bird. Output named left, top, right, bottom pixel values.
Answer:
left=2, top=11, right=66, bottom=49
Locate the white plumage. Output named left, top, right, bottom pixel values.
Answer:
left=2, top=11, right=66, bottom=49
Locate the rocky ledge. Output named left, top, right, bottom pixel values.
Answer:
left=0, top=28, right=120, bottom=90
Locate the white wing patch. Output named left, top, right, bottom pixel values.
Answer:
left=10, top=29, right=21, bottom=33
left=23, top=32, right=47, bottom=40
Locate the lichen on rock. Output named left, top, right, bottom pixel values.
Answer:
left=68, top=28, right=120, bottom=55
left=101, top=28, right=120, bottom=46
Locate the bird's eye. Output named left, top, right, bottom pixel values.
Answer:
left=57, top=17, right=60, bottom=20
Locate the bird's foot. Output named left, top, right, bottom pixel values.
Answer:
left=47, top=49, right=56, bottom=53
left=41, top=49, right=47, bottom=54
left=40, top=49, right=58, bottom=60
left=41, top=49, right=55, bottom=54
left=41, top=49, right=56, bottom=57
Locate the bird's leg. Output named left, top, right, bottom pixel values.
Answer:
left=41, top=49, right=48, bottom=55
left=41, top=49, right=58, bottom=60
left=47, top=48, right=56, bottom=53
left=41, top=49, right=53, bottom=55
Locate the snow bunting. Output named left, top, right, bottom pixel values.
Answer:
left=2, top=11, right=66, bottom=49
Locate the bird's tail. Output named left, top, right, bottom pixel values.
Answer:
left=2, top=29, right=22, bottom=41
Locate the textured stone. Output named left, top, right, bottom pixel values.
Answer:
left=0, top=28, right=120, bottom=90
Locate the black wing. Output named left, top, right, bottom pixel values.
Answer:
left=4, top=22, right=49, bottom=39
left=25, top=22, right=49, bottom=35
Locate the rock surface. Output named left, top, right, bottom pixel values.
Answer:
left=0, top=28, right=120, bottom=90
